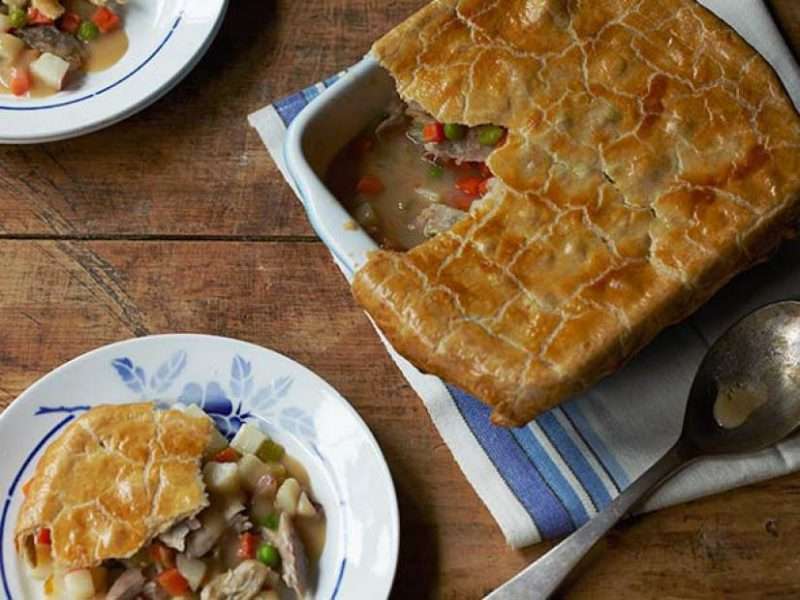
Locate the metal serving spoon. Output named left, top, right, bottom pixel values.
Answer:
left=486, top=300, right=800, bottom=600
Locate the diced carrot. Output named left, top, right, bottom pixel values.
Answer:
left=456, top=176, right=484, bottom=197
left=422, top=122, right=445, bottom=143
left=447, top=192, right=475, bottom=211
left=10, top=68, right=32, bottom=97
left=356, top=175, right=384, bottom=195
left=478, top=177, right=493, bottom=195
left=213, top=447, right=240, bottom=463
left=237, top=532, right=259, bottom=560
left=156, top=568, right=190, bottom=597
left=91, top=6, right=120, bottom=33
left=27, top=8, right=54, bottom=25
left=36, top=528, right=51, bottom=545
left=59, top=11, right=82, bottom=34
left=149, top=542, right=176, bottom=569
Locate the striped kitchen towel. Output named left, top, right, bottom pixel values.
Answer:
left=249, top=0, right=800, bottom=548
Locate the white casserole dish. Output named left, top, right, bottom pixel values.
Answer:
left=283, top=56, right=391, bottom=278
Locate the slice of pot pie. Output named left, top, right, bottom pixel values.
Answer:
left=16, top=403, right=213, bottom=571
left=351, top=0, right=800, bottom=426
left=15, top=403, right=325, bottom=599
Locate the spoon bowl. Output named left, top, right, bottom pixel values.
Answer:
left=683, top=300, right=800, bottom=455
left=487, top=300, right=800, bottom=600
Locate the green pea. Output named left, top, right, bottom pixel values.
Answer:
left=258, top=512, right=280, bottom=530
left=256, top=439, right=285, bottom=463
left=257, top=543, right=281, bottom=568
left=443, top=123, right=467, bottom=141
left=428, top=164, right=444, bottom=179
left=9, top=7, right=27, bottom=29
left=478, top=125, right=505, bottom=146
left=77, top=21, right=100, bottom=42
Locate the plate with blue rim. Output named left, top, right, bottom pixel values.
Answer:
left=0, top=334, right=399, bottom=599
left=0, top=0, right=228, bottom=144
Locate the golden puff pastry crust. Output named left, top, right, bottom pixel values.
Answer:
left=353, top=0, right=800, bottom=426
left=15, top=403, right=212, bottom=569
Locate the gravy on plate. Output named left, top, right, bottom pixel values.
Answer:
left=326, top=96, right=506, bottom=250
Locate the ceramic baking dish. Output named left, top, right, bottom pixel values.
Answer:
left=283, top=56, right=393, bottom=277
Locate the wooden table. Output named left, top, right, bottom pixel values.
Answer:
left=1, top=2, right=799, bottom=598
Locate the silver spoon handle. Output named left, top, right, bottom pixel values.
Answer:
left=485, top=441, right=691, bottom=600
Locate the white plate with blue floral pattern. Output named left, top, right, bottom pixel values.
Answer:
left=0, top=334, right=399, bottom=599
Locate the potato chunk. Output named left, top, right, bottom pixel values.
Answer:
left=0, top=33, right=25, bottom=62
left=203, top=462, right=241, bottom=495
left=32, top=0, right=66, bottom=20
left=274, top=478, right=302, bottom=516
left=230, top=423, right=268, bottom=456
left=30, top=52, right=70, bottom=90
left=64, top=569, right=95, bottom=600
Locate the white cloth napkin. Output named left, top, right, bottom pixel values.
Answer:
left=249, top=0, right=800, bottom=548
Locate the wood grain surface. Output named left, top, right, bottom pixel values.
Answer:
left=1, top=2, right=799, bottom=598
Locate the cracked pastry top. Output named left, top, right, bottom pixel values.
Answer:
left=15, top=403, right=213, bottom=569
left=350, top=0, right=800, bottom=426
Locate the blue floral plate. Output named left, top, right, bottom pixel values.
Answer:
left=0, top=334, right=399, bottom=599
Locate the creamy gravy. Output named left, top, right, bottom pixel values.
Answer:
left=64, top=0, right=130, bottom=74
left=713, top=381, right=769, bottom=429
left=85, top=28, right=128, bottom=72
left=193, top=452, right=326, bottom=596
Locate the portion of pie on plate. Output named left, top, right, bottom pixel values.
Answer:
left=344, top=0, right=800, bottom=426
left=0, top=0, right=128, bottom=97
left=15, top=402, right=326, bottom=599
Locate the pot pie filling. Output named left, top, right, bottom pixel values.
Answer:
left=327, top=95, right=507, bottom=251
left=0, top=0, right=128, bottom=97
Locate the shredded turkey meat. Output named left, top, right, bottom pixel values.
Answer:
left=158, top=517, right=201, bottom=552
left=416, top=204, right=467, bottom=238
left=141, top=580, right=170, bottom=600
left=16, top=26, right=85, bottom=69
left=375, top=98, right=407, bottom=139
left=405, top=101, right=492, bottom=163
left=200, top=560, right=271, bottom=600
left=106, top=568, right=145, bottom=600
left=423, top=134, right=492, bottom=163
left=265, top=513, right=309, bottom=597
left=186, top=510, right=227, bottom=558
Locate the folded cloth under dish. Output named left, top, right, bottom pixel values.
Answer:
left=249, top=0, right=800, bottom=548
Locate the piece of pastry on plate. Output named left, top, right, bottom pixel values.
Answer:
left=15, top=403, right=212, bottom=569
left=351, top=0, right=800, bottom=426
